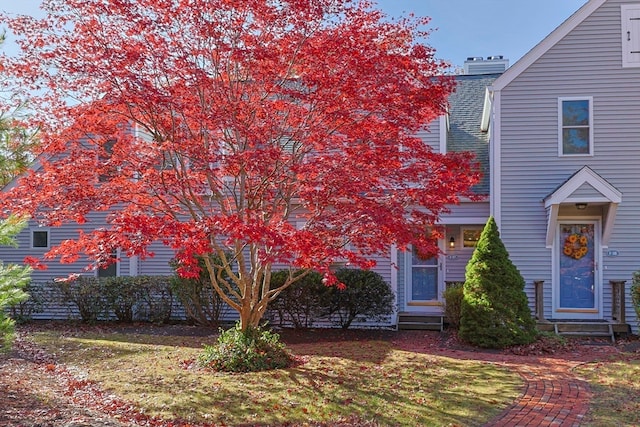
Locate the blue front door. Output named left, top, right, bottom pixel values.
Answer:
left=411, top=246, right=438, bottom=301
left=555, top=222, right=599, bottom=319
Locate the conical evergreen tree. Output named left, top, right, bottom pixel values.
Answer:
left=459, top=216, right=537, bottom=348
left=0, top=216, right=31, bottom=352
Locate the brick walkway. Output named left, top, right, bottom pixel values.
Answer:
left=484, top=363, right=592, bottom=426
left=392, top=332, right=621, bottom=427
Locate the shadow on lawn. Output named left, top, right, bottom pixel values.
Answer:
left=21, top=323, right=524, bottom=426
left=279, top=328, right=398, bottom=363
left=158, top=351, right=506, bottom=427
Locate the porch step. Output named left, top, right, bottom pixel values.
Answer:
left=397, top=313, right=443, bottom=331
left=551, top=321, right=616, bottom=343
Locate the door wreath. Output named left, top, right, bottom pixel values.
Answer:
left=563, top=233, right=588, bottom=260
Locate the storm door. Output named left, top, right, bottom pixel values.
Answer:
left=555, top=221, right=600, bottom=319
left=406, top=245, right=442, bottom=310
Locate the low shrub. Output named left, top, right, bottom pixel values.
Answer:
left=8, top=281, right=45, bottom=324
left=198, top=323, right=293, bottom=372
left=56, top=275, right=172, bottom=323
left=55, top=276, right=108, bottom=323
left=170, top=257, right=228, bottom=327
left=134, top=276, right=173, bottom=324
left=443, top=282, right=464, bottom=329
left=327, top=268, right=395, bottom=329
left=632, top=271, right=640, bottom=328
left=103, top=276, right=141, bottom=322
left=267, top=270, right=328, bottom=328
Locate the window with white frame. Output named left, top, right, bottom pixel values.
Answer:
left=558, top=97, right=593, bottom=156
left=31, top=228, right=49, bottom=249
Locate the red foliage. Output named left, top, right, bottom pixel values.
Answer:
left=0, top=0, right=480, bottom=328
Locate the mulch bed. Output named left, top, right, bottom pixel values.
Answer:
left=1, top=322, right=638, bottom=427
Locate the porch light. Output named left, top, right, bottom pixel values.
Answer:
left=575, top=203, right=588, bottom=210
left=449, top=236, right=455, bottom=248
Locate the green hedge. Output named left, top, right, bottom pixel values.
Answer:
left=268, top=270, right=328, bottom=328
left=55, top=275, right=173, bottom=323
left=442, top=282, right=464, bottom=329
left=170, top=256, right=230, bottom=327
left=632, top=271, right=640, bottom=328
left=268, top=268, right=395, bottom=329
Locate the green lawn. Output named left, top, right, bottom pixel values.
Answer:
left=576, top=355, right=640, bottom=426
left=32, top=329, right=521, bottom=426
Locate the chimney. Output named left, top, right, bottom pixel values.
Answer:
left=463, top=56, right=509, bottom=75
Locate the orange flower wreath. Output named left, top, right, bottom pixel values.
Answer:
left=563, top=233, right=588, bottom=260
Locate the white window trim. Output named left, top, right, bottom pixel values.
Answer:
left=30, top=228, right=50, bottom=249
left=558, top=96, right=593, bottom=157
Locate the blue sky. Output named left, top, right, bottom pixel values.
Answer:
left=2, top=0, right=588, bottom=68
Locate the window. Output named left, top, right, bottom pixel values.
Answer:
left=462, top=227, right=482, bottom=248
left=559, top=97, right=593, bottom=156
left=31, top=229, right=49, bottom=249
left=97, top=251, right=119, bottom=278
left=98, top=139, right=116, bottom=182
left=622, top=5, right=640, bottom=68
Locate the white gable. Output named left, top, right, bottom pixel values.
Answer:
left=543, top=166, right=622, bottom=247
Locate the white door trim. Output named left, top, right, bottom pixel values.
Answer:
left=404, top=240, right=444, bottom=313
left=552, top=218, right=602, bottom=320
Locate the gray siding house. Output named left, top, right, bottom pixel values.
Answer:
left=489, top=0, right=639, bottom=332
left=395, top=72, right=497, bottom=324
left=2, top=0, right=638, bottom=334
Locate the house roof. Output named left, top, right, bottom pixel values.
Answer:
left=543, top=166, right=622, bottom=207
left=491, top=0, right=606, bottom=91
left=447, top=73, right=501, bottom=195
left=542, top=166, right=621, bottom=247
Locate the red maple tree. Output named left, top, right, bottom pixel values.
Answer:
left=1, top=0, right=479, bottom=330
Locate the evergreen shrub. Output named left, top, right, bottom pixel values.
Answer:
left=459, top=217, right=537, bottom=348
left=442, top=281, right=464, bottom=329
left=631, top=271, right=640, bottom=328
left=267, top=270, right=328, bottom=328
left=328, top=268, right=395, bottom=329
left=198, top=323, right=293, bottom=372
left=170, top=256, right=228, bottom=327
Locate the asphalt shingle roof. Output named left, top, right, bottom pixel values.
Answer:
left=446, top=73, right=501, bottom=195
